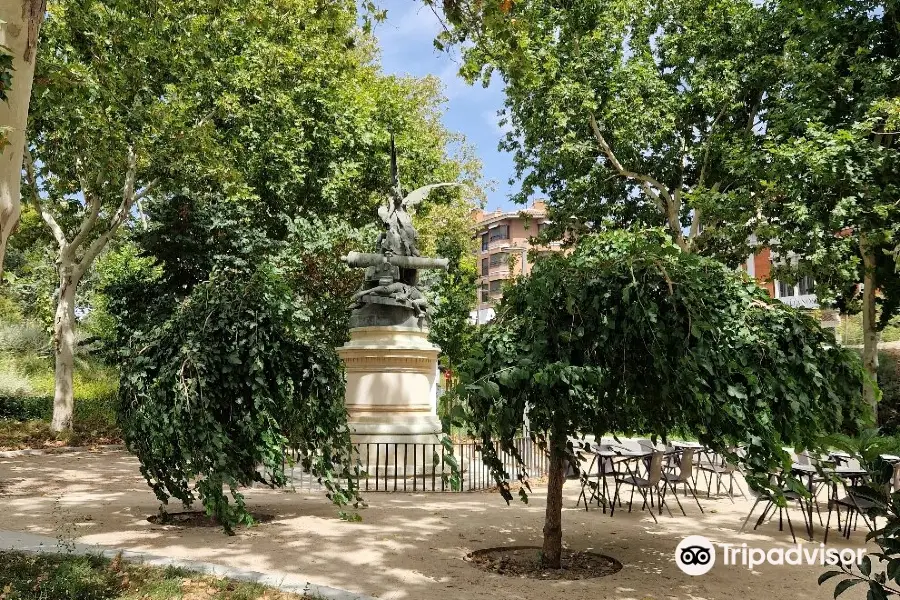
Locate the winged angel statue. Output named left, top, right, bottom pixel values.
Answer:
left=376, top=136, right=461, bottom=259
left=346, top=136, right=464, bottom=325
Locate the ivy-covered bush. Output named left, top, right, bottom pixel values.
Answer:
left=454, top=229, right=866, bottom=567
left=118, top=264, right=360, bottom=532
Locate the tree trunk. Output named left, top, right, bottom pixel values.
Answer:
left=50, top=261, right=77, bottom=433
left=541, top=434, right=567, bottom=569
left=861, top=233, right=880, bottom=423
left=0, top=0, right=45, bottom=281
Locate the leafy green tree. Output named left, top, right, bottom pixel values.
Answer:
left=415, top=189, right=480, bottom=377
left=431, top=0, right=900, bottom=419
left=816, top=430, right=900, bottom=598
left=28, top=0, right=482, bottom=432
left=755, top=0, right=900, bottom=417
left=454, top=230, right=865, bottom=568
left=118, top=262, right=359, bottom=532
left=426, top=236, right=477, bottom=377
left=428, top=0, right=777, bottom=263
left=26, top=0, right=217, bottom=432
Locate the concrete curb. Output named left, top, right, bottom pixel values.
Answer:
left=0, top=444, right=126, bottom=458
left=0, top=530, right=380, bottom=600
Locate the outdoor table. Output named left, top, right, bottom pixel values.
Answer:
left=791, top=462, right=869, bottom=540
left=577, top=446, right=652, bottom=512
left=790, top=463, right=819, bottom=540
left=670, top=440, right=704, bottom=448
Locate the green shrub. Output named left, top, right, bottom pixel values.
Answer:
left=0, top=321, right=48, bottom=354
left=0, top=394, right=117, bottom=427
left=119, top=264, right=361, bottom=532
left=878, top=348, right=900, bottom=432
left=0, top=370, right=33, bottom=396
left=0, top=295, right=23, bottom=324
left=0, top=396, right=52, bottom=420
left=0, top=348, right=118, bottom=400
left=839, top=313, right=900, bottom=345
left=0, top=552, right=123, bottom=600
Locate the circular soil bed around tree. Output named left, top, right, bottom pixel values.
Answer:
left=147, top=511, right=274, bottom=528
left=465, top=546, right=622, bottom=580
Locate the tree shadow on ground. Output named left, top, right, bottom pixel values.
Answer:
left=0, top=450, right=870, bottom=600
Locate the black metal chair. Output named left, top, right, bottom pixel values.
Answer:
left=576, top=444, right=619, bottom=512
left=611, top=450, right=672, bottom=523
left=740, top=474, right=811, bottom=543
left=823, top=480, right=878, bottom=543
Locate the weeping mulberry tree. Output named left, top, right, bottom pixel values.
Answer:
left=119, top=262, right=361, bottom=532
left=455, top=230, right=866, bottom=568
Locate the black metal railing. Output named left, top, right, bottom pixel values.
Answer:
left=284, top=438, right=548, bottom=494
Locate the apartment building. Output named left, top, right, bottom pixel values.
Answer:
left=743, top=247, right=819, bottom=309
left=743, top=246, right=842, bottom=334
left=469, top=212, right=829, bottom=326
left=470, top=201, right=556, bottom=324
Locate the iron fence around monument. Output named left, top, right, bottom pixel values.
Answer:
left=283, top=438, right=549, bottom=494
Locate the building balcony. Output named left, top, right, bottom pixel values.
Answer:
left=777, top=294, right=819, bottom=309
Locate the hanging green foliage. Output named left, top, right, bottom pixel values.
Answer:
left=118, top=262, right=360, bottom=532
left=453, top=229, right=867, bottom=567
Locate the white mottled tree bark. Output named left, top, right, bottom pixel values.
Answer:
left=0, top=0, right=45, bottom=281
left=51, top=264, right=77, bottom=431
left=25, top=146, right=155, bottom=432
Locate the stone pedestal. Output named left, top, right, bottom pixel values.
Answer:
left=337, top=326, right=443, bottom=446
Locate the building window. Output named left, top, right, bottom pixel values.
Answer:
left=489, top=224, right=509, bottom=243
left=489, top=279, right=505, bottom=295
left=538, top=222, right=550, bottom=233
left=480, top=284, right=489, bottom=303
left=481, top=258, right=489, bottom=276
left=489, top=252, right=508, bottom=268
left=778, top=281, right=794, bottom=298
left=481, top=233, right=488, bottom=251
left=799, top=275, right=814, bottom=296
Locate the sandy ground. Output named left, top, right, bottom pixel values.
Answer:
left=0, top=449, right=874, bottom=600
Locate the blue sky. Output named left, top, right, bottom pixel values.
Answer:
left=373, top=1, right=517, bottom=211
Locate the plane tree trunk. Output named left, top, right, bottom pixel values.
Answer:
left=860, top=232, right=880, bottom=422
left=50, top=260, right=78, bottom=432
left=0, top=0, right=45, bottom=281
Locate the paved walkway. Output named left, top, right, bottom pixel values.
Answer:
left=0, top=448, right=872, bottom=600
left=0, top=529, right=377, bottom=600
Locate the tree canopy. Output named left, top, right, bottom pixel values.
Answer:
left=429, top=0, right=778, bottom=262
left=430, top=0, right=899, bottom=417
left=753, top=0, right=900, bottom=414
left=12, top=0, right=483, bottom=433
left=454, top=229, right=866, bottom=567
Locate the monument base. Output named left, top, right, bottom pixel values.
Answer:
left=337, top=325, right=443, bottom=449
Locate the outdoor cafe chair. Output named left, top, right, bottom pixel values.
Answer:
left=823, top=479, right=878, bottom=543
left=740, top=473, right=811, bottom=543
left=662, top=447, right=704, bottom=515
left=696, top=448, right=747, bottom=501
left=610, top=450, right=672, bottom=523
left=576, top=443, right=620, bottom=512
